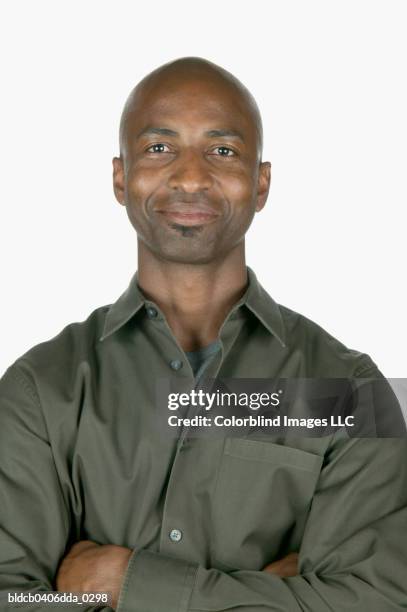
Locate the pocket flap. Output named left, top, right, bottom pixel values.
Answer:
left=224, top=438, right=323, bottom=472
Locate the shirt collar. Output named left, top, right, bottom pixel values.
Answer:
left=100, top=266, right=286, bottom=347
left=243, top=267, right=286, bottom=347
left=99, top=272, right=145, bottom=342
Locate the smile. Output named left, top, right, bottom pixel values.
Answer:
left=155, top=207, right=220, bottom=226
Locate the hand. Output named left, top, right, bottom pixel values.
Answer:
left=56, top=540, right=133, bottom=609
left=262, top=552, right=299, bottom=578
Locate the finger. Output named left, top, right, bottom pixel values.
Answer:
left=67, top=540, right=99, bottom=557
left=262, top=553, right=299, bottom=577
left=263, top=564, right=297, bottom=577
left=264, top=552, right=298, bottom=569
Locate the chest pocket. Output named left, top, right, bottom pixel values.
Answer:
left=210, top=438, right=323, bottom=571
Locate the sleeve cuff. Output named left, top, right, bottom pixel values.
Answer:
left=116, top=549, right=197, bottom=612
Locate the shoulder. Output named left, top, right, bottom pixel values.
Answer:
left=4, top=304, right=110, bottom=391
left=278, top=303, right=379, bottom=377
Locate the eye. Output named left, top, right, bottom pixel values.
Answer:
left=146, top=143, right=171, bottom=154
left=210, top=146, right=236, bottom=157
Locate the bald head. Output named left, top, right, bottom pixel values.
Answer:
left=119, top=57, right=264, bottom=160
left=112, top=57, right=272, bottom=266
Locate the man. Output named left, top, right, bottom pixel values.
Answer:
left=0, top=57, right=406, bottom=611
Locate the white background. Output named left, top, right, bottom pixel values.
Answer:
left=0, top=1, right=406, bottom=377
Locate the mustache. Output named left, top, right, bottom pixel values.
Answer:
left=149, top=191, right=223, bottom=209
left=168, top=192, right=211, bottom=204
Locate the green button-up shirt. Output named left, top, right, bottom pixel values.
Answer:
left=0, top=267, right=406, bottom=611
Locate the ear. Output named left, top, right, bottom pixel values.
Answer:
left=112, top=156, right=125, bottom=206
left=255, top=162, right=271, bottom=212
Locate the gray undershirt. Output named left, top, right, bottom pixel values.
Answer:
left=185, top=340, right=222, bottom=381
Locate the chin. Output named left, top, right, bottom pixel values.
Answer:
left=146, top=234, right=219, bottom=265
left=157, top=250, right=218, bottom=265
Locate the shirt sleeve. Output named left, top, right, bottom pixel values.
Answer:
left=0, top=363, right=113, bottom=612
left=117, top=427, right=407, bottom=609
left=349, top=361, right=407, bottom=437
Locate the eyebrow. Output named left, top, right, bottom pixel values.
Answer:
left=205, top=129, right=245, bottom=142
left=136, top=126, right=245, bottom=142
left=136, top=127, right=179, bottom=138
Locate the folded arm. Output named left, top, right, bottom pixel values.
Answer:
left=1, top=364, right=406, bottom=611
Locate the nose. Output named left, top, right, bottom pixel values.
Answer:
left=167, top=149, right=213, bottom=193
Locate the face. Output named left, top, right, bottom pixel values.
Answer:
left=113, top=73, right=271, bottom=264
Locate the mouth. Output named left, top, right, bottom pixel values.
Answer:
left=154, top=205, right=220, bottom=227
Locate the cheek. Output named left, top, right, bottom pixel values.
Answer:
left=126, top=177, right=144, bottom=203
left=126, top=165, right=161, bottom=203
left=221, top=172, right=257, bottom=212
left=123, top=169, right=152, bottom=231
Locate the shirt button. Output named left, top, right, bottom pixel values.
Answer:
left=169, top=528, right=182, bottom=542
left=170, top=359, right=183, bottom=371
left=146, top=306, right=158, bottom=319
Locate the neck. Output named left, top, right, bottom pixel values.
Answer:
left=137, top=242, right=248, bottom=352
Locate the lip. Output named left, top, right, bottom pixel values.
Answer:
left=154, top=204, right=220, bottom=226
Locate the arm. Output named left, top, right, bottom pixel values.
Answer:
left=55, top=543, right=298, bottom=607
left=3, top=363, right=405, bottom=611
left=0, top=360, right=298, bottom=611
left=112, top=435, right=406, bottom=611
left=57, top=373, right=407, bottom=611
left=108, top=369, right=407, bottom=611
left=110, top=434, right=407, bottom=611
left=0, top=364, right=114, bottom=611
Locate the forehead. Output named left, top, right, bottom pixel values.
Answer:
left=122, top=75, right=257, bottom=144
